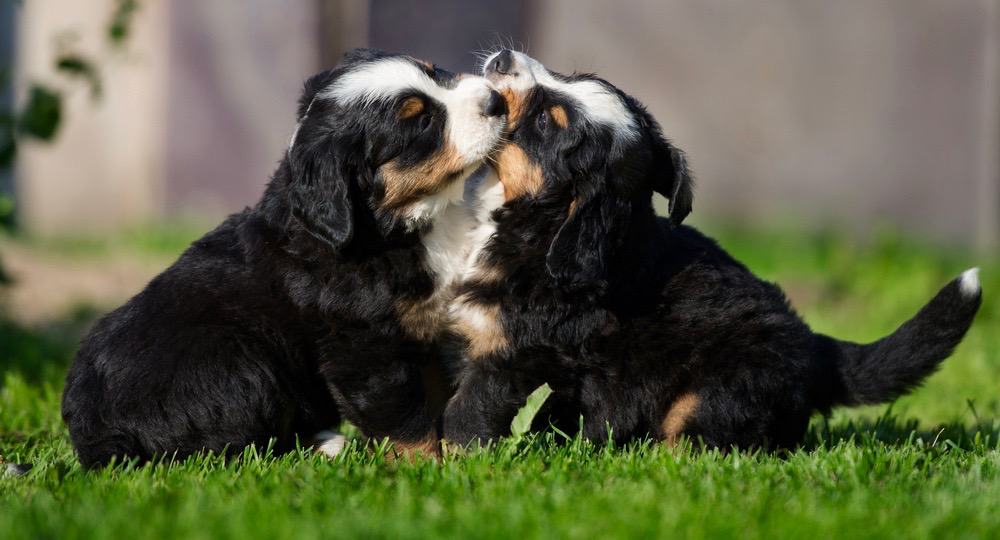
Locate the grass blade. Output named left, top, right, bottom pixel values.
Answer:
left=510, top=383, right=553, bottom=439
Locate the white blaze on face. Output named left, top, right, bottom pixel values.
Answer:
left=321, top=57, right=505, bottom=168
left=312, top=57, right=510, bottom=287
left=482, top=51, right=639, bottom=142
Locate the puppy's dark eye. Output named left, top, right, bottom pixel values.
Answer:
left=536, top=110, right=549, bottom=133
left=418, top=114, right=433, bottom=132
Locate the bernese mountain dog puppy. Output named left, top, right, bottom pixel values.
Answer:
left=61, top=49, right=508, bottom=467
left=442, top=50, right=982, bottom=451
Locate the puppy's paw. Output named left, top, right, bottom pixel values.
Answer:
left=388, top=437, right=442, bottom=461
left=3, top=463, right=33, bottom=477
left=311, top=430, right=348, bottom=458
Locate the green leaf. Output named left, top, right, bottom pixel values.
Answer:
left=0, top=193, right=14, bottom=232
left=0, top=115, right=15, bottom=169
left=108, top=0, right=140, bottom=45
left=55, top=54, right=102, bottom=99
left=510, top=383, right=553, bottom=439
left=18, top=85, right=62, bottom=141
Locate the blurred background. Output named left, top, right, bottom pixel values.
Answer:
left=0, top=1, right=998, bottom=426
left=4, top=0, right=998, bottom=242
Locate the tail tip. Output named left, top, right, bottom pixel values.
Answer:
left=959, top=267, right=981, bottom=298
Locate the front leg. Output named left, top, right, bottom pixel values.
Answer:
left=577, top=370, right=639, bottom=445
left=321, top=337, right=446, bottom=457
left=442, top=359, right=546, bottom=448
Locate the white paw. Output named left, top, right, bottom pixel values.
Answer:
left=311, top=430, right=348, bottom=458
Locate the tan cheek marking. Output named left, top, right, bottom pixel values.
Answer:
left=398, top=97, right=425, bottom=119
left=380, top=138, right=467, bottom=211
left=500, top=88, right=528, bottom=129
left=494, top=144, right=544, bottom=201
left=450, top=296, right=508, bottom=359
left=661, top=392, right=699, bottom=446
left=550, top=105, right=568, bottom=129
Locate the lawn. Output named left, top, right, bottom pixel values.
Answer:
left=2, top=223, right=998, bottom=539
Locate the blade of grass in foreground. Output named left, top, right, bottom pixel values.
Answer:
left=510, top=383, right=553, bottom=440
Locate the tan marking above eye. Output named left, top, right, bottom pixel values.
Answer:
left=494, top=144, right=544, bottom=201
left=549, top=105, right=569, bottom=129
left=398, top=96, right=425, bottom=119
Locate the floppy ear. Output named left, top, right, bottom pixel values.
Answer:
left=287, top=140, right=355, bottom=251
left=545, top=189, right=632, bottom=291
left=652, top=138, right=694, bottom=226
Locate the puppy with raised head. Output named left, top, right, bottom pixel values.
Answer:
left=443, top=50, right=982, bottom=451
left=62, top=49, right=507, bottom=467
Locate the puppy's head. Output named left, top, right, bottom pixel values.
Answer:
left=481, top=50, right=693, bottom=289
left=285, top=48, right=507, bottom=250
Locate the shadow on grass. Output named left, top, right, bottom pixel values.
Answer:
left=804, top=409, right=1000, bottom=451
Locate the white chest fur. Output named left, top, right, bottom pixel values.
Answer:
left=445, top=167, right=509, bottom=358
left=420, top=166, right=504, bottom=291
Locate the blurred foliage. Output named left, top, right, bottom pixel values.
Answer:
left=108, top=0, right=139, bottom=46
left=17, top=85, right=61, bottom=141
left=0, top=0, right=141, bottom=285
left=21, top=222, right=205, bottom=258
left=0, top=111, right=14, bottom=169
left=0, top=0, right=141, bottom=172
left=54, top=55, right=101, bottom=100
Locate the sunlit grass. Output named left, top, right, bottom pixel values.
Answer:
left=4, top=221, right=208, bottom=258
left=1, top=224, right=998, bottom=539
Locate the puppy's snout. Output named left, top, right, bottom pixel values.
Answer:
left=486, top=50, right=514, bottom=75
left=483, top=89, right=507, bottom=118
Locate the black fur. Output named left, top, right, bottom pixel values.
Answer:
left=443, top=58, right=982, bottom=450
left=62, top=49, right=474, bottom=467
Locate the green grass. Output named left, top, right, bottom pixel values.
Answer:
left=2, top=224, right=999, bottom=539
left=5, top=222, right=207, bottom=259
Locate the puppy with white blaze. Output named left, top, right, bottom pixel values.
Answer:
left=443, top=50, right=982, bottom=451
left=61, top=49, right=507, bottom=467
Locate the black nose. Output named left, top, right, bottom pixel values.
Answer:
left=483, top=89, right=507, bottom=117
left=487, top=50, right=513, bottom=75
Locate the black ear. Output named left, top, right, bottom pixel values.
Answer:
left=652, top=138, right=694, bottom=226
left=287, top=141, right=355, bottom=251
left=545, top=192, right=631, bottom=291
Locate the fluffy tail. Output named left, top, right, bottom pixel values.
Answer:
left=817, top=268, right=982, bottom=407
